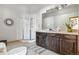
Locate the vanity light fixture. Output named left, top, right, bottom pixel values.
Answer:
left=45, top=4, right=71, bottom=13
left=55, top=4, right=68, bottom=10
left=58, top=5, right=63, bottom=10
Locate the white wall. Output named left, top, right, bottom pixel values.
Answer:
left=0, top=5, right=29, bottom=41
left=0, top=5, right=48, bottom=41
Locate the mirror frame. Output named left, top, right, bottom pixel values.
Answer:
left=4, top=18, right=14, bottom=26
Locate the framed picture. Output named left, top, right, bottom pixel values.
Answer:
left=69, top=16, right=78, bottom=29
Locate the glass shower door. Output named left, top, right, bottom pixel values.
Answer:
left=23, top=16, right=36, bottom=42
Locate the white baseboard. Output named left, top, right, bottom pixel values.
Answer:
left=21, top=39, right=36, bottom=43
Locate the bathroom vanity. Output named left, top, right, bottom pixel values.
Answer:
left=36, top=30, right=79, bottom=55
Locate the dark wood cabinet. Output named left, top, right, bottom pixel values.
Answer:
left=36, top=32, right=78, bottom=55
left=60, top=39, right=76, bottom=54
left=60, top=35, right=77, bottom=55
left=47, top=34, right=60, bottom=53
left=36, top=32, right=47, bottom=48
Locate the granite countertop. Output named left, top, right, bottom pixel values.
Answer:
left=36, top=30, right=78, bottom=35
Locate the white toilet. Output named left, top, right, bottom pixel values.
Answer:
left=8, top=47, right=27, bottom=55
left=0, top=42, right=7, bottom=55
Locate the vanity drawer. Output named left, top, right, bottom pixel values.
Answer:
left=36, top=32, right=47, bottom=36
left=47, top=33, right=60, bottom=37
left=62, top=35, right=77, bottom=40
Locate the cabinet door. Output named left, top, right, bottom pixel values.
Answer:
left=48, top=36, right=60, bottom=53
left=36, top=34, right=40, bottom=45
left=36, top=32, right=47, bottom=48
left=60, top=39, right=76, bottom=55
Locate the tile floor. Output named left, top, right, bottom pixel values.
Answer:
left=7, top=40, right=59, bottom=55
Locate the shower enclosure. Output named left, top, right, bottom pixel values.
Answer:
left=23, top=16, right=36, bottom=42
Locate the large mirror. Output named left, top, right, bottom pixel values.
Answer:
left=42, top=4, right=78, bottom=32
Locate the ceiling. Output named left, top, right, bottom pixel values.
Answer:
left=24, top=4, right=52, bottom=13
left=0, top=4, right=53, bottom=14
